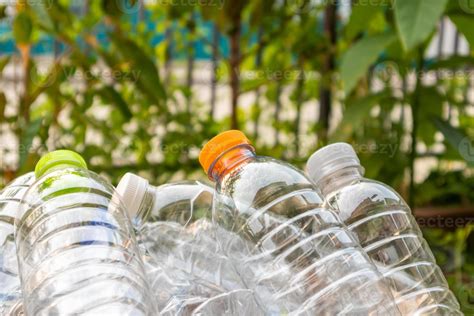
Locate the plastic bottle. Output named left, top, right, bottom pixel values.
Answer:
left=0, top=173, right=34, bottom=315
left=116, top=178, right=215, bottom=227
left=15, top=150, right=156, bottom=316
left=199, top=130, right=400, bottom=315
left=307, top=143, right=462, bottom=315
left=116, top=175, right=297, bottom=315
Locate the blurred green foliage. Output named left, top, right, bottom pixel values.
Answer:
left=0, top=0, right=473, bottom=309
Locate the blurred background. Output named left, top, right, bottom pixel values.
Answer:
left=0, top=0, right=473, bottom=312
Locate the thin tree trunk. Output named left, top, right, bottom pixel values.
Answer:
left=436, top=19, right=447, bottom=121
left=274, top=80, right=283, bottom=146
left=453, top=30, right=460, bottom=54
left=253, top=27, right=264, bottom=140
left=318, top=0, right=337, bottom=144
left=83, top=0, right=90, bottom=55
left=437, top=19, right=445, bottom=58
left=18, top=46, right=31, bottom=138
left=253, top=89, right=262, bottom=140
left=138, top=0, right=145, bottom=21
left=448, top=30, right=461, bottom=121
left=186, top=12, right=196, bottom=114
left=16, top=2, right=32, bottom=175
left=54, top=40, right=61, bottom=58
left=465, top=69, right=472, bottom=107
left=164, top=26, right=173, bottom=86
left=210, top=25, right=219, bottom=119
left=409, top=48, right=425, bottom=209
left=295, top=66, right=305, bottom=157
left=400, top=75, right=407, bottom=132
left=229, top=19, right=242, bottom=130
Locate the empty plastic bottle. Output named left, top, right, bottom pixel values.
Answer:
left=15, top=150, right=156, bottom=316
left=140, top=220, right=269, bottom=315
left=0, top=173, right=34, bottom=315
left=115, top=175, right=297, bottom=315
left=307, top=143, right=462, bottom=315
left=116, top=177, right=215, bottom=227
left=199, top=130, right=400, bottom=315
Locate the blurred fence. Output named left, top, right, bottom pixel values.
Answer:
left=0, top=1, right=472, bottom=189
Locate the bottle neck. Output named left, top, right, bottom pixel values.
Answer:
left=136, top=185, right=157, bottom=223
left=317, top=166, right=364, bottom=197
left=209, top=145, right=256, bottom=182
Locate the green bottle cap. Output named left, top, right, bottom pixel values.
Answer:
left=35, top=150, right=87, bottom=178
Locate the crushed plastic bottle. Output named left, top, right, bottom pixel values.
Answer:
left=0, top=173, right=34, bottom=315
left=307, top=143, right=462, bottom=315
left=15, top=150, right=156, bottom=316
left=141, top=220, right=269, bottom=315
left=116, top=178, right=215, bottom=227
left=116, top=175, right=298, bottom=315
left=199, top=130, right=400, bottom=315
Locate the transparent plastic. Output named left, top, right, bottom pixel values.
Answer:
left=313, top=166, right=462, bottom=315
left=141, top=220, right=271, bottom=315
left=208, top=145, right=399, bottom=315
left=123, top=179, right=298, bottom=315
left=137, top=181, right=215, bottom=226
left=15, top=167, right=156, bottom=316
left=0, top=173, right=34, bottom=315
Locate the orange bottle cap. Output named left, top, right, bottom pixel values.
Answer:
left=199, top=130, right=252, bottom=175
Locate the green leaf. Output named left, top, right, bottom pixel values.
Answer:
left=19, top=118, right=42, bottom=169
left=345, top=1, right=386, bottom=40
left=449, top=14, right=474, bottom=49
left=394, top=0, right=448, bottom=51
left=428, top=56, right=474, bottom=70
left=433, top=118, right=474, bottom=166
left=0, top=5, right=7, bottom=20
left=13, top=11, right=33, bottom=45
left=101, top=0, right=139, bottom=17
left=28, top=0, right=54, bottom=31
left=0, top=55, right=10, bottom=74
left=109, top=32, right=167, bottom=106
left=0, top=92, right=6, bottom=123
left=98, top=86, right=133, bottom=121
left=330, top=92, right=386, bottom=141
left=448, top=0, right=474, bottom=14
left=340, top=32, right=396, bottom=94
left=418, top=87, right=444, bottom=146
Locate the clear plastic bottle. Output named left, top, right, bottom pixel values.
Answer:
left=15, top=150, right=156, bottom=316
left=116, top=177, right=215, bottom=227
left=199, top=130, right=400, bottom=315
left=115, top=175, right=297, bottom=315
left=307, top=143, right=462, bottom=315
left=0, top=173, right=34, bottom=315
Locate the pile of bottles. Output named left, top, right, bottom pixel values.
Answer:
left=0, top=130, right=462, bottom=315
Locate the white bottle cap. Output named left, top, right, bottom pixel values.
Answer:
left=115, top=173, right=150, bottom=219
left=307, top=143, right=363, bottom=185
